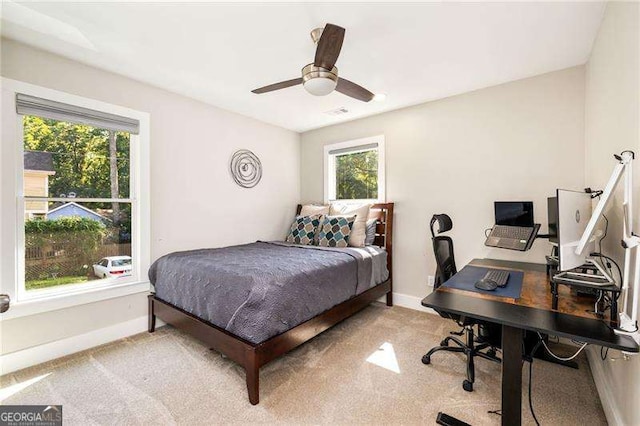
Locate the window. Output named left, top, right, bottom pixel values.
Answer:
left=0, top=78, right=150, bottom=317
left=21, top=116, right=134, bottom=295
left=324, top=135, right=385, bottom=203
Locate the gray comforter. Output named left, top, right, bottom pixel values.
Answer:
left=149, top=241, right=389, bottom=344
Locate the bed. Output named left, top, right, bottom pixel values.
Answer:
left=147, top=203, right=394, bottom=404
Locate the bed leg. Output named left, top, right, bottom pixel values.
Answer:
left=386, top=291, right=393, bottom=307
left=148, top=296, right=156, bottom=333
left=246, top=359, right=260, bottom=405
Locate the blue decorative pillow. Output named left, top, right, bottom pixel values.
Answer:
left=286, top=215, right=323, bottom=245
left=317, top=215, right=356, bottom=248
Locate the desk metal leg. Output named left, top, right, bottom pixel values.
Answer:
left=551, top=282, right=559, bottom=310
left=502, top=325, right=523, bottom=426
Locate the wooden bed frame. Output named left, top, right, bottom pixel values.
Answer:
left=148, top=202, right=394, bottom=405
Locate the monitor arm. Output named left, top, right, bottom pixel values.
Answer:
left=577, top=151, right=639, bottom=341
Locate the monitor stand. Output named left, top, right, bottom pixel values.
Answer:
left=553, top=257, right=616, bottom=287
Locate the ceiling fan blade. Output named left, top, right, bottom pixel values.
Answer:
left=252, top=78, right=303, bottom=94
left=335, top=78, right=375, bottom=102
left=314, top=23, right=345, bottom=70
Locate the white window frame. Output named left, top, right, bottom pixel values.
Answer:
left=0, top=78, right=151, bottom=320
left=323, top=135, right=386, bottom=204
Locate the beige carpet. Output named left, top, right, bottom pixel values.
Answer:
left=1, top=304, right=606, bottom=425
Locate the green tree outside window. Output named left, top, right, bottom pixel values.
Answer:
left=335, top=150, right=378, bottom=200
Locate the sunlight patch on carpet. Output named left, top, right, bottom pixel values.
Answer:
left=0, top=373, right=51, bottom=402
left=366, top=342, right=400, bottom=373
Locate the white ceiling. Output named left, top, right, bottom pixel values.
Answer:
left=1, top=2, right=606, bottom=132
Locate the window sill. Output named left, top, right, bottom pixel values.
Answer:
left=0, top=280, right=151, bottom=320
left=328, top=199, right=384, bottom=205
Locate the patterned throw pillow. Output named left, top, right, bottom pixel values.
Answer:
left=317, top=215, right=356, bottom=248
left=285, top=215, right=323, bottom=245
left=329, top=203, right=371, bottom=247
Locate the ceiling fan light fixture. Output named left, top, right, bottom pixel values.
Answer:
left=303, top=77, right=337, bottom=96
left=302, top=63, right=338, bottom=96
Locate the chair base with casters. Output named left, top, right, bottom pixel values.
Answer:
left=422, top=323, right=501, bottom=391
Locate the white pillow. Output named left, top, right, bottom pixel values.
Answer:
left=329, top=203, right=371, bottom=247
left=300, top=204, right=330, bottom=216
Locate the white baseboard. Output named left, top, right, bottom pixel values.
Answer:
left=586, top=346, right=624, bottom=426
left=387, top=291, right=438, bottom=315
left=0, top=316, right=157, bottom=376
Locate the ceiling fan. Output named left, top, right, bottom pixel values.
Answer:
left=251, top=23, right=375, bottom=102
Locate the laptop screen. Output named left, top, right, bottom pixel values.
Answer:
left=494, top=201, right=534, bottom=227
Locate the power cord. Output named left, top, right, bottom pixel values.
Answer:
left=591, top=193, right=619, bottom=282
left=597, top=211, right=608, bottom=255
left=526, top=339, right=543, bottom=426
left=593, top=252, right=623, bottom=285
left=591, top=291, right=605, bottom=317
left=526, top=335, right=585, bottom=425
left=529, top=360, right=539, bottom=425
left=537, top=332, right=588, bottom=361
left=588, top=191, right=619, bottom=285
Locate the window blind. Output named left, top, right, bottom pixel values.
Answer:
left=328, top=142, right=378, bottom=156
left=16, top=94, right=140, bottom=134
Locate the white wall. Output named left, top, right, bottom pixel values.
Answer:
left=0, top=39, right=300, bottom=357
left=301, top=67, right=586, bottom=299
left=583, top=3, right=640, bottom=425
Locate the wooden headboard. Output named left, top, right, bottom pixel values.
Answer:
left=295, top=203, right=395, bottom=281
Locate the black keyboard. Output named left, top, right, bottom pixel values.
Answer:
left=484, top=269, right=510, bottom=287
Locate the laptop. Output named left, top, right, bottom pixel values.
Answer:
left=484, top=201, right=540, bottom=251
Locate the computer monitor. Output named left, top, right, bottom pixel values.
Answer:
left=494, top=201, right=534, bottom=227
left=556, top=189, right=595, bottom=271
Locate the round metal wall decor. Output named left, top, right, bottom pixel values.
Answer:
left=230, top=149, right=262, bottom=188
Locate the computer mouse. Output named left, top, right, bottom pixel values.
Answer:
left=474, top=278, right=498, bottom=291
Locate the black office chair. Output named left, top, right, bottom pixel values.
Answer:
left=422, top=214, right=501, bottom=392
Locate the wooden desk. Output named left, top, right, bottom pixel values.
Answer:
left=422, top=258, right=638, bottom=426
left=466, top=259, right=602, bottom=321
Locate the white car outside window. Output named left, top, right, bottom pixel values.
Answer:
left=92, top=256, right=133, bottom=279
